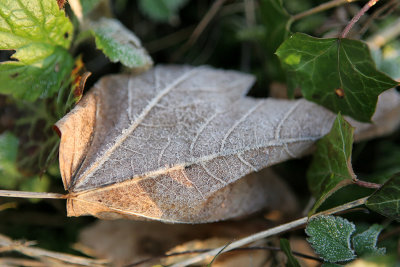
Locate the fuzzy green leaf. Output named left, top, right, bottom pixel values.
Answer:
left=366, top=173, right=400, bottom=221
left=280, top=239, right=301, bottom=267
left=0, top=0, right=74, bottom=101
left=307, top=114, right=355, bottom=214
left=276, top=33, right=398, bottom=122
left=138, top=0, right=188, bottom=23
left=306, top=215, right=356, bottom=262
left=352, top=224, right=386, bottom=257
left=91, top=18, right=153, bottom=69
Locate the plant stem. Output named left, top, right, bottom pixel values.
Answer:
left=0, top=190, right=67, bottom=199
left=292, top=0, right=359, bottom=21
left=341, top=0, right=380, bottom=38
left=353, top=178, right=381, bottom=189
left=171, top=197, right=368, bottom=267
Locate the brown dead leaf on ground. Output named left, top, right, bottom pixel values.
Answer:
left=56, top=65, right=400, bottom=223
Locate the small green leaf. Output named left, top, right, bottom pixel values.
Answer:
left=352, top=224, right=386, bottom=257
left=138, top=0, right=188, bottom=23
left=366, top=173, right=400, bottom=221
left=280, top=239, right=301, bottom=267
left=307, top=114, right=355, bottom=214
left=0, top=0, right=74, bottom=101
left=306, top=215, right=356, bottom=262
left=91, top=18, right=153, bottom=69
left=276, top=33, right=398, bottom=122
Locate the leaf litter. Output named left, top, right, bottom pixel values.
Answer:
left=53, top=65, right=400, bottom=223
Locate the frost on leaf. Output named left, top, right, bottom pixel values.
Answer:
left=352, top=224, right=386, bottom=257
left=90, top=18, right=153, bottom=70
left=306, top=215, right=356, bottom=262
left=56, top=65, right=400, bottom=223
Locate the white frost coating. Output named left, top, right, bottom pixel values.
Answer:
left=91, top=17, right=153, bottom=68
left=74, top=67, right=201, bottom=188
left=57, top=65, right=400, bottom=223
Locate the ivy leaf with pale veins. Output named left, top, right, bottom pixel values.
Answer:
left=366, top=173, right=400, bottom=221
left=306, top=215, right=356, bottom=263
left=352, top=224, right=386, bottom=257
left=90, top=18, right=153, bottom=70
left=55, top=65, right=400, bottom=223
left=276, top=33, right=398, bottom=122
left=307, top=114, right=355, bottom=214
left=0, top=0, right=74, bottom=101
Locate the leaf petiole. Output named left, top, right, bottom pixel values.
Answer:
left=0, top=190, right=67, bottom=199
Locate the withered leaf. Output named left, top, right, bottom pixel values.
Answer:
left=56, top=65, right=400, bottom=223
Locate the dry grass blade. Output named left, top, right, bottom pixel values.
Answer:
left=0, top=234, right=108, bottom=266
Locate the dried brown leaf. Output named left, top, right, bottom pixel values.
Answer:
left=56, top=65, right=400, bottom=223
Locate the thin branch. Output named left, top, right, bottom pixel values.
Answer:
left=359, top=0, right=399, bottom=36
left=292, top=0, right=360, bottom=21
left=0, top=234, right=108, bottom=266
left=171, top=217, right=307, bottom=267
left=126, top=245, right=323, bottom=266
left=341, top=0, right=380, bottom=38
left=0, top=190, right=67, bottom=199
left=171, top=197, right=368, bottom=267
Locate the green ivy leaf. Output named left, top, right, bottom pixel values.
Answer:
left=138, top=0, right=188, bottom=23
left=366, top=173, right=400, bottom=221
left=352, top=224, right=386, bottom=257
left=307, top=114, right=355, bottom=214
left=0, top=0, right=74, bottom=101
left=276, top=33, right=398, bottom=122
left=306, top=215, right=356, bottom=263
left=280, top=239, right=301, bottom=267
left=90, top=18, right=153, bottom=69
